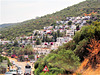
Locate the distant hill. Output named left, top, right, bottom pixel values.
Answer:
left=0, top=0, right=100, bottom=40
left=0, top=23, right=16, bottom=28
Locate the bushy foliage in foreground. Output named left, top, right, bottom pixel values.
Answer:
left=34, top=22, right=100, bottom=74
left=0, top=55, right=11, bottom=65
left=34, top=50, right=80, bottom=75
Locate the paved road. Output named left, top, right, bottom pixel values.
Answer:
left=8, top=57, right=34, bottom=75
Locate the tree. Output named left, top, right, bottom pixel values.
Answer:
left=19, top=56, right=24, bottom=62
left=74, top=39, right=88, bottom=61
left=0, top=55, right=11, bottom=65
left=73, top=31, right=82, bottom=44
left=30, top=37, right=33, bottom=43
left=42, top=34, right=46, bottom=42
left=29, top=55, right=34, bottom=59
left=34, top=49, right=80, bottom=75
left=36, top=38, right=41, bottom=45
left=45, top=35, right=51, bottom=42
left=86, top=20, right=92, bottom=24
left=13, top=40, right=19, bottom=47
left=34, top=31, right=38, bottom=36
left=57, top=30, right=60, bottom=37
left=76, top=25, right=80, bottom=31
left=0, top=45, right=3, bottom=53
left=20, top=38, right=23, bottom=43
left=81, top=25, right=96, bottom=39
left=68, top=21, right=72, bottom=26
left=53, top=32, right=57, bottom=42
left=24, top=45, right=33, bottom=55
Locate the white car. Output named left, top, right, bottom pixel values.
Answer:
left=18, top=70, right=23, bottom=75
left=24, top=64, right=31, bottom=75
left=30, top=60, right=35, bottom=63
left=15, top=64, right=18, bottom=67
left=12, top=61, right=15, bottom=65
left=5, top=72, right=13, bottom=75
left=17, top=66, right=21, bottom=71
left=9, top=69, right=17, bottom=75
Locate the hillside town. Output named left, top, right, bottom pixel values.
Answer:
left=0, top=16, right=93, bottom=56
left=0, top=15, right=99, bottom=75
left=0, top=0, right=100, bottom=75
left=0, top=0, right=100, bottom=74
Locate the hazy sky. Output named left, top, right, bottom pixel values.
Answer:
left=0, top=0, right=86, bottom=24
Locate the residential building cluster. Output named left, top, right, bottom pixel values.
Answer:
left=0, top=16, right=92, bottom=56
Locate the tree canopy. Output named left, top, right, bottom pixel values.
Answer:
left=34, top=21, right=100, bottom=74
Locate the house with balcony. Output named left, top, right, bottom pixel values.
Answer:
left=0, top=40, right=11, bottom=45
left=33, top=48, right=51, bottom=55
left=66, top=29, right=74, bottom=37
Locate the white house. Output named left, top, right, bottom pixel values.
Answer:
left=55, top=26, right=58, bottom=29
left=0, top=40, right=10, bottom=45
left=57, top=37, right=65, bottom=44
left=66, top=30, right=74, bottom=37
left=71, top=25, right=76, bottom=30
left=33, top=30, right=40, bottom=35
left=64, top=21, right=69, bottom=24
left=34, top=48, right=51, bottom=55
left=56, top=21, right=60, bottom=24
left=22, top=40, right=25, bottom=44
left=83, top=20, right=87, bottom=24
left=64, top=25, right=69, bottom=29
left=45, top=30, right=52, bottom=34
left=44, top=27, right=47, bottom=30
left=60, top=21, right=64, bottom=24
left=76, top=16, right=81, bottom=20
left=59, top=29, right=64, bottom=33
left=0, top=39, right=1, bottom=45
left=54, top=42, right=61, bottom=47
left=53, top=29, right=57, bottom=32
left=50, top=45, right=58, bottom=50
left=67, top=37, right=73, bottom=42
left=47, top=26, right=53, bottom=30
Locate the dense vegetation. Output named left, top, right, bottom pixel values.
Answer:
left=0, top=41, right=33, bottom=61
left=0, top=55, right=11, bottom=65
left=34, top=21, right=100, bottom=75
left=0, top=0, right=100, bottom=40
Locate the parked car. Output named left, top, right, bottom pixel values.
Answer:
left=5, top=72, right=13, bottom=75
left=30, top=60, right=35, bottom=63
left=18, top=70, right=23, bottom=75
left=9, top=69, right=17, bottom=75
left=12, top=61, right=15, bottom=65
left=24, top=63, right=31, bottom=75
left=15, top=64, right=18, bottom=67
left=18, top=66, right=21, bottom=70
